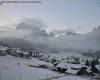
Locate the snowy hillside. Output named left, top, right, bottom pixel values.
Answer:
left=0, top=55, right=89, bottom=80
left=0, top=55, right=62, bottom=80
left=52, top=76, right=88, bottom=80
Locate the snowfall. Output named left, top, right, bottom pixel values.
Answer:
left=0, top=55, right=89, bottom=80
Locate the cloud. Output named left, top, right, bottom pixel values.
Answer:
left=50, top=29, right=75, bottom=34
left=0, top=18, right=100, bottom=54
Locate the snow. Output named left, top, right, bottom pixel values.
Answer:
left=66, top=63, right=83, bottom=69
left=52, top=75, right=89, bottom=80
left=16, top=50, right=23, bottom=53
left=23, top=52, right=30, bottom=54
left=95, top=65, right=100, bottom=71
left=0, top=55, right=63, bottom=80
left=57, top=62, right=83, bottom=70
left=0, top=55, right=89, bottom=80
left=66, top=68, right=79, bottom=74
left=57, top=62, right=84, bottom=74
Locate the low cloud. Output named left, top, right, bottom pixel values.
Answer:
left=0, top=18, right=100, bottom=54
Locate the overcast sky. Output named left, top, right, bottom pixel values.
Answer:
left=0, top=0, right=100, bottom=33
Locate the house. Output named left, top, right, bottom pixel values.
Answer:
left=56, top=62, right=90, bottom=75
left=16, top=50, right=30, bottom=58
left=16, top=50, right=24, bottom=57
left=23, top=52, right=30, bottom=58
left=56, top=63, right=67, bottom=73
left=0, top=48, right=7, bottom=56
left=10, top=48, right=21, bottom=56
left=31, top=51, right=41, bottom=58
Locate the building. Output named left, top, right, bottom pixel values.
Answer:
left=31, top=51, right=41, bottom=58
left=0, top=48, right=7, bottom=56
left=10, top=48, right=21, bottom=56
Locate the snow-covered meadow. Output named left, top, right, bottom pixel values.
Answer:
left=0, top=55, right=63, bottom=80
left=0, top=55, right=89, bottom=80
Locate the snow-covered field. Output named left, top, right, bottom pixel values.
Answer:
left=0, top=55, right=89, bottom=80
left=52, top=75, right=88, bottom=80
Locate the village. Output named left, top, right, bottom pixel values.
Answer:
left=0, top=45, right=100, bottom=80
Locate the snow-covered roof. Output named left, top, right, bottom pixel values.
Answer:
left=57, top=63, right=67, bottom=69
left=66, top=68, right=79, bottom=74
left=0, top=48, right=7, bottom=51
left=57, top=62, right=83, bottom=69
left=57, top=62, right=89, bottom=74
left=67, top=59, right=77, bottom=63
left=16, top=50, right=23, bottom=53
left=11, top=48, right=21, bottom=50
left=39, top=53, right=44, bottom=55
left=23, top=52, right=30, bottom=55
left=67, top=63, right=82, bottom=69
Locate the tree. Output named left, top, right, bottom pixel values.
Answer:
left=90, top=59, right=98, bottom=74
left=77, top=67, right=87, bottom=75
left=91, top=60, right=96, bottom=68
left=91, top=66, right=98, bottom=74
left=95, top=58, right=99, bottom=65
left=85, top=59, right=90, bottom=66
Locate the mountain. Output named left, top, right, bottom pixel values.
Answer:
left=48, top=25, right=100, bottom=53
left=0, top=19, right=53, bottom=52
left=16, top=18, right=47, bottom=30
left=66, top=31, right=76, bottom=36
left=0, top=18, right=100, bottom=54
left=92, top=25, right=100, bottom=33
left=16, top=19, right=53, bottom=38
left=91, top=25, right=100, bottom=40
